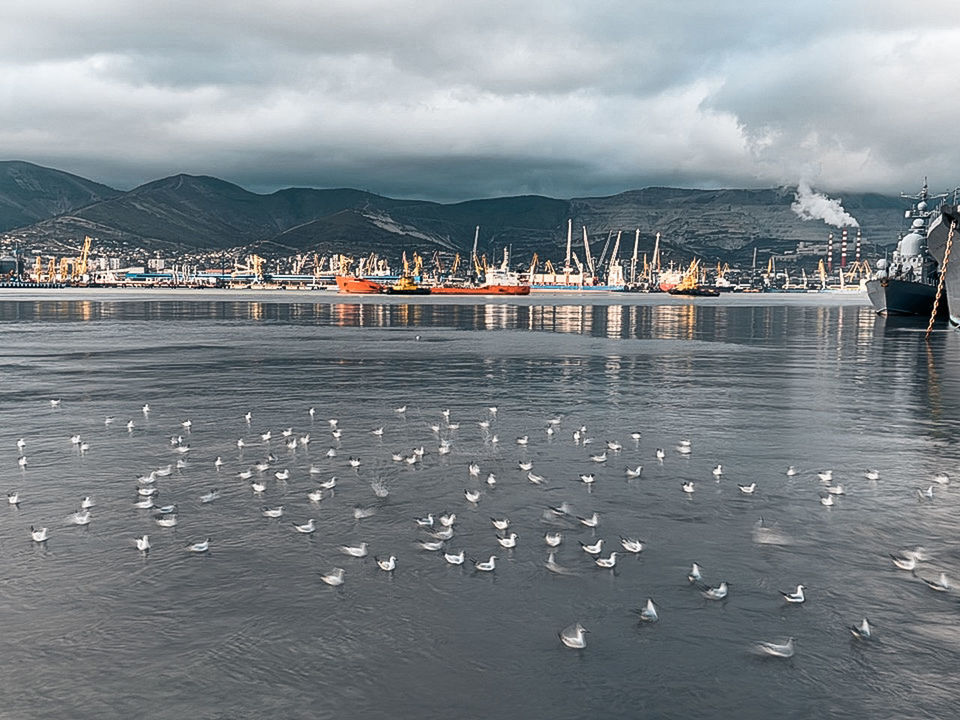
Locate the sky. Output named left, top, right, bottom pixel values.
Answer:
left=2, top=1, right=959, bottom=201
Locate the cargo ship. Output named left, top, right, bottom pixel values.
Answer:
left=335, top=276, right=385, bottom=294
left=529, top=220, right=626, bottom=291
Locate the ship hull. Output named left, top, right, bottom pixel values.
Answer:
left=430, top=285, right=530, bottom=295
left=530, top=284, right=625, bottom=292
left=926, top=206, right=960, bottom=326
left=864, top=277, right=939, bottom=316
left=336, top=276, right=384, bottom=294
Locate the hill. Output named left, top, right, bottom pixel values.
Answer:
left=0, top=161, right=119, bottom=232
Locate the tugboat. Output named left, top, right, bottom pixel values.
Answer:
left=865, top=180, right=946, bottom=316
left=383, top=275, right=431, bottom=295
left=667, top=259, right=720, bottom=297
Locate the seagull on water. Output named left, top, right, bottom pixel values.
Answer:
left=753, top=637, right=795, bottom=658
left=320, top=568, right=345, bottom=586
left=688, top=562, right=702, bottom=583
left=353, top=506, right=376, bottom=520
left=30, top=525, right=48, bottom=542
left=620, top=537, right=643, bottom=553
left=127, top=420, right=135, bottom=432
left=655, top=448, right=665, bottom=461
left=625, top=465, right=642, bottom=478
left=595, top=552, right=617, bottom=568
left=468, top=462, right=481, bottom=476
left=261, top=506, right=284, bottom=518
left=308, top=407, right=315, bottom=419
left=917, top=485, right=934, bottom=500
left=307, top=489, right=323, bottom=503
left=922, top=572, right=950, bottom=592
left=781, top=584, right=806, bottom=604
left=580, top=539, right=603, bottom=555
left=417, top=539, right=444, bottom=551
left=18, top=456, right=27, bottom=468
left=320, top=476, right=337, bottom=490
left=430, top=524, right=454, bottom=540
left=293, top=519, right=316, bottom=534
left=464, top=489, right=481, bottom=503
left=70, top=510, right=91, bottom=526
left=491, top=517, right=510, bottom=531
left=141, top=403, right=150, bottom=415
left=701, top=581, right=729, bottom=600
left=7, top=491, right=20, bottom=506
left=850, top=618, right=871, bottom=640
left=340, top=542, right=368, bottom=558
left=579, top=473, right=595, bottom=485
left=199, top=489, right=220, bottom=504
left=590, top=452, right=607, bottom=463
left=516, top=435, right=529, bottom=446
left=639, top=598, right=658, bottom=623
left=545, top=531, right=563, bottom=547
left=371, top=427, right=384, bottom=437
left=16, top=438, right=25, bottom=452
left=826, top=484, right=845, bottom=495
left=518, top=460, right=533, bottom=471
left=473, top=555, right=497, bottom=572
left=376, top=555, right=396, bottom=572
left=681, top=481, right=695, bottom=494
left=497, top=532, right=518, bottom=549
left=443, top=550, right=465, bottom=565
left=187, top=538, right=210, bottom=553
left=933, top=473, right=950, bottom=485
left=486, top=473, right=497, bottom=487
left=528, top=471, right=545, bottom=485
left=415, top=514, right=434, bottom=528
left=559, top=622, right=588, bottom=649
left=712, top=464, right=723, bottom=477
left=865, top=469, right=880, bottom=481
left=817, top=470, right=833, bottom=483
left=275, top=469, right=290, bottom=481
left=820, top=495, right=835, bottom=506
left=578, top=512, right=599, bottom=528
left=251, top=480, right=266, bottom=493
left=786, top=465, right=798, bottom=476
left=135, top=535, right=150, bottom=552
left=80, top=496, right=95, bottom=509
left=738, top=483, right=757, bottom=494
left=155, top=515, right=178, bottom=527
left=439, top=513, right=456, bottom=527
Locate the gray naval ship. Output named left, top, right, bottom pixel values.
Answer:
left=927, top=199, right=960, bottom=327
left=865, top=181, right=945, bottom=316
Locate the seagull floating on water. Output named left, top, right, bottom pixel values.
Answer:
left=864, top=469, right=880, bottom=481
left=545, top=532, right=563, bottom=547
left=620, top=537, right=643, bottom=553
left=376, top=555, right=396, bottom=572
left=473, top=555, right=497, bottom=572
left=580, top=539, right=603, bottom=555
left=30, top=525, right=48, bottom=542
left=187, top=538, right=210, bottom=553
left=701, top=581, right=728, bottom=600
left=293, top=519, right=316, bottom=534
left=559, top=622, right=588, bottom=649
left=738, top=483, right=757, bottom=494
left=753, top=637, right=795, bottom=658
left=443, top=550, right=465, bottom=565
left=639, top=598, right=658, bottom=622
left=921, top=572, right=950, bottom=592
left=491, top=517, right=510, bottom=531
left=625, top=465, right=642, bottom=478
left=320, top=568, right=345, bottom=586
left=688, top=562, right=702, bottom=583
left=781, top=584, right=806, bottom=604
left=340, top=542, right=368, bottom=558
left=261, top=506, right=284, bottom=518
left=497, top=532, right=518, bottom=549
left=595, top=551, right=617, bottom=568
left=135, top=535, right=150, bottom=552
left=850, top=618, right=871, bottom=640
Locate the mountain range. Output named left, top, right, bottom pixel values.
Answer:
left=0, top=160, right=911, bottom=264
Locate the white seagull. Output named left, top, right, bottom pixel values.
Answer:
left=30, top=525, right=49, bottom=542
left=639, top=598, right=658, bottom=622
left=376, top=555, right=396, bottom=572
left=753, top=637, right=795, bottom=658
left=293, top=519, right=316, bottom=534
left=320, top=568, right=345, bottom=586
left=135, top=535, right=151, bottom=552
left=559, top=622, right=588, bottom=649
left=781, top=584, right=806, bottom=604
left=473, top=555, right=497, bottom=572
left=187, top=538, right=210, bottom=553
left=340, top=542, right=368, bottom=558
left=850, top=618, right=871, bottom=640
left=701, top=581, right=729, bottom=600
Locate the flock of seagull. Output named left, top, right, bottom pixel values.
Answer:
left=9, top=396, right=956, bottom=658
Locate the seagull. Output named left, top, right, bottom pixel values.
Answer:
left=328, top=419, right=339, bottom=428
left=516, top=435, right=529, bottom=446
left=580, top=539, right=603, bottom=555
left=141, top=403, right=150, bottom=415
left=415, top=514, right=435, bottom=528
left=275, top=469, right=290, bottom=481
left=817, top=470, right=833, bottom=482
left=134, top=497, right=155, bottom=509
left=639, top=598, right=658, bottom=622
left=417, top=540, right=444, bottom=551
left=127, top=420, right=135, bottom=432
left=473, top=555, right=497, bottom=572
left=371, top=427, right=384, bottom=437
left=491, top=517, right=510, bottom=531
left=376, top=555, right=396, bottom=572
left=137, top=486, right=158, bottom=497
left=7, top=491, right=20, bottom=506
left=528, top=471, right=545, bottom=485
left=688, top=563, right=702, bottom=583
left=712, top=464, right=723, bottom=477
left=18, top=456, right=27, bottom=468
left=781, top=584, right=806, bottom=604
left=444, top=550, right=465, bottom=565
left=320, top=476, right=337, bottom=489
left=864, top=469, right=880, bottom=481
left=293, top=519, right=316, bottom=534
left=701, top=581, right=729, bottom=600
left=655, top=448, right=665, bottom=461
left=155, top=515, right=178, bottom=527
left=933, top=472, right=950, bottom=485
left=308, top=407, right=315, bottom=419
left=135, top=535, right=150, bottom=552
left=320, top=568, right=345, bottom=586
left=922, top=572, right=950, bottom=592
left=49, top=398, right=61, bottom=407
left=16, top=438, right=25, bottom=452
left=486, top=473, right=497, bottom=487
left=281, top=428, right=293, bottom=437
left=261, top=431, right=272, bottom=442
left=676, top=444, right=692, bottom=455
left=187, top=538, right=210, bottom=553
left=70, top=510, right=91, bottom=526
left=439, top=512, right=457, bottom=527
left=488, top=406, right=498, bottom=416
left=518, top=460, right=533, bottom=471
left=261, top=506, right=284, bottom=518
left=738, top=483, right=757, bottom=494
left=237, top=438, right=246, bottom=449
left=286, top=438, right=297, bottom=450
left=820, top=495, right=835, bottom=506
left=80, top=496, right=95, bottom=509
left=620, top=537, right=644, bottom=553
left=348, top=457, right=361, bottom=469
left=579, top=473, right=595, bottom=485
left=214, top=456, right=223, bottom=469
left=850, top=618, right=871, bottom=640
left=625, top=465, right=643, bottom=478
left=606, top=440, right=622, bottom=452
left=244, top=411, right=252, bottom=423
left=630, top=431, right=641, bottom=440
left=331, top=429, right=343, bottom=439
left=826, top=484, right=845, bottom=495
left=545, top=532, right=563, bottom=547
left=464, top=489, right=481, bottom=503
left=307, top=489, right=324, bottom=503
left=917, top=485, right=935, bottom=500
left=395, top=405, right=407, bottom=414
left=595, top=552, right=617, bottom=568
left=181, top=420, right=192, bottom=429
left=681, top=481, right=695, bottom=494
left=30, top=525, right=48, bottom=542
left=578, top=512, right=599, bottom=528
left=430, top=524, right=455, bottom=540
left=251, top=480, right=266, bottom=493
left=786, top=465, right=798, bottom=476
left=497, top=532, right=518, bottom=549
left=559, top=622, right=588, bottom=649
left=340, top=542, right=368, bottom=558
left=199, top=489, right=220, bottom=504
left=590, top=452, right=607, bottom=463
left=753, top=637, right=795, bottom=658
left=468, top=462, right=481, bottom=476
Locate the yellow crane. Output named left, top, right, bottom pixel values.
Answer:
left=73, top=236, right=92, bottom=281
left=33, top=255, right=43, bottom=281
left=58, top=257, right=69, bottom=281
left=450, top=253, right=461, bottom=275
left=528, top=252, right=538, bottom=275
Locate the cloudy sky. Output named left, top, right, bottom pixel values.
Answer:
left=2, top=1, right=958, bottom=200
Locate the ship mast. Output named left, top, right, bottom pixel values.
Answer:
left=582, top=226, right=596, bottom=279
left=564, top=219, right=573, bottom=274
left=630, top=228, right=639, bottom=284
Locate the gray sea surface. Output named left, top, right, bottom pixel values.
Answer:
left=0, top=291, right=958, bottom=719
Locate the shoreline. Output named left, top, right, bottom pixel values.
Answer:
left=0, top=286, right=871, bottom=307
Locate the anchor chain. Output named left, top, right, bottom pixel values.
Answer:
left=926, top=218, right=956, bottom=339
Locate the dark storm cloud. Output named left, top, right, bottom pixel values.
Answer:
left=2, top=1, right=958, bottom=199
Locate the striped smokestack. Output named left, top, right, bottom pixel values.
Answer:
left=855, top=228, right=862, bottom=262
left=827, top=232, right=834, bottom=272
left=841, top=227, right=848, bottom=268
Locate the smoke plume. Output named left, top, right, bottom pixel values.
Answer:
left=790, top=181, right=859, bottom=227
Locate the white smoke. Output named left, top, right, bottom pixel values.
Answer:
left=790, top=181, right=859, bottom=228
